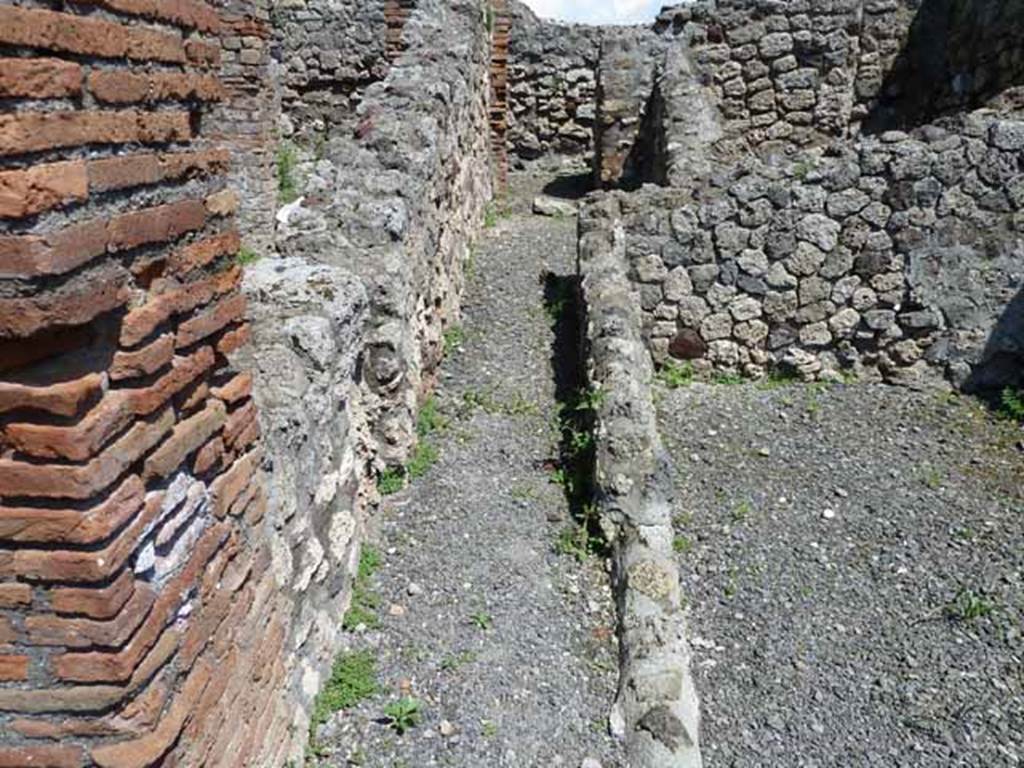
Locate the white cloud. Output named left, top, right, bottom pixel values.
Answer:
left=522, top=0, right=662, bottom=24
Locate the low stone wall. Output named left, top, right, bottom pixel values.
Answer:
left=507, top=0, right=602, bottom=161
left=581, top=107, right=1024, bottom=389
left=578, top=196, right=702, bottom=768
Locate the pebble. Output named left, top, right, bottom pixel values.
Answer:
left=407, top=582, right=423, bottom=596
left=439, top=720, right=456, bottom=737
left=388, top=603, right=406, bottom=617
left=758, top=447, right=771, bottom=457
left=581, top=759, right=602, bottom=768
left=822, top=508, right=836, bottom=520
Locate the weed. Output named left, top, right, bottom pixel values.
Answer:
left=482, top=720, right=498, bottom=738
left=731, top=500, right=753, bottom=523
left=657, top=360, right=695, bottom=389
left=236, top=246, right=260, bottom=266
left=483, top=200, right=506, bottom=228
left=442, top=326, right=466, bottom=357
left=759, top=368, right=800, bottom=390
left=277, top=142, right=301, bottom=203
left=343, top=546, right=382, bottom=631
left=793, top=158, right=816, bottom=180
left=510, top=485, right=539, bottom=502
left=439, top=650, right=477, bottom=671
left=384, top=697, right=422, bottom=735
left=470, top=611, right=493, bottom=631
left=377, top=467, right=405, bottom=496
left=672, top=535, right=693, bottom=554
left=417, top=396, right=446, bottom=438
left=922, top=467, right=942, bottom=490
left=309, top=651, right=378, bottom=743
left=407, top=441, right=439, bottom=480
left=573, top=386, right=607, bottom=413
left=713, top=372, right=745, bottom=386
left=999, top=387, right=1024, bottom=422
left=946, top=589, right=995, bottom=622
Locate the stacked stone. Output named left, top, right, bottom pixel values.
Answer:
left=0, top=0, right=301, bottom=764
left=653, top=0, right=909, bottom=150
left=592, top=28, right=662, bottom=187
left=507, top=1, right=602, bottom=161
left=490, top=0, right=512, bottom=192
left=272, top=0, right=494, bottom=470
left=274, top=0, right=390, bottom=141
left=586, top=108, right=1024, bottom=386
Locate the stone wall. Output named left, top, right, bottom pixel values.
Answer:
left=272, top=0, right=493, bottom=469
left=0, top=0, right=299, bottom=764
left=581, top=105, right=1024, bottom=389
left=273, top=0, right=391, bottom=144
left=578, top=202, right=703, bottom=768
left=507, top=0, right=602, bottom=162
left=652, top=0, right=1024, bottom=154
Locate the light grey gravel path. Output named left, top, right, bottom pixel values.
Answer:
left=657, top=381, right=1024, bottom=768
left=320, top=172, right=624, bottom=768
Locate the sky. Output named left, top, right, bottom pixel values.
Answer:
left=521, top=0, right=663, bottom=24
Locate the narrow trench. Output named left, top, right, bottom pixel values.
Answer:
left=309, top=173, right=625, bottom=768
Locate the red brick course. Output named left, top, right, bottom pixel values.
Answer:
left=0, top=0, right=283, bottom=763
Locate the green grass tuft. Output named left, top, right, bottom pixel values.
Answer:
left=657, top=360, right=695, bottom=389
left=309, top=650, right=378, bottom=742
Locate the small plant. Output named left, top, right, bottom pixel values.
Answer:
left=760, top=368, right=799, bottom=390
left=407, top=441, right=439, bottom=480
left=277, top=141, right=301, bottom=203
left=440, top=650, right=477, bottom=671
left=417, top=396, right=446, bottom=438
left=793, top=158, right=815, bottom=180
left=573, top=386, right=607, bottom=413
left=377, top=467, right=405, bottom=496
left=309, top=651, right=379, bottom=743
left=921, top=467, right=942, bottom=490
left=999, top=387, right=1024, bottom=422
left=236, top=246, right=260, bottom=266
left=657, top=360, right=695, bottom=389
left=442, top=326, right=466, bottom=357
left=470, top=611, right=493, bottom=631
left=343, top=546, right=382, bottom=631
left=673, top=535, right=693, bottom=554
left=483, top=201, right=505, bottom=228
left=713, top=372, right=744, bottom=386
left=731, top=500, right=753, bottom=523
left=384, top=697, right=422, bottom=735
left=946, top=589, right=995, bottom=623
left=482, top=720, right=498, bottom=738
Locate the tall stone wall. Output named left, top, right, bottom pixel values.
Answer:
left=506, top=1, right=602, bottom=162
left=581, top=106, right=1024, bottom=389
left=272, top=0, right=493, bottom=470
left=0, top=0, right=304, bottom=764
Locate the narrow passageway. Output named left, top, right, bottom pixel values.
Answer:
left=318, top=172, right=624, bottom=767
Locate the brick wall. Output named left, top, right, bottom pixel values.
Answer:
left=0, top=0, right=300, bottom=764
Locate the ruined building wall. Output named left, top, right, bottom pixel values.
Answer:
left=0, top=0, right=304, bottom=764
left=583, top=108, right=1024, bottom=388
left=653, top=0, right=1024, bottom=154
left=506, top=0, right=601, bottom=162
left=271, top=0, right=493, bottom=470
left=274, top=0, right=391, bottom=144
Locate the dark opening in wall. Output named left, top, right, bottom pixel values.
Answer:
left=864, top=0, right=1024, bottom=133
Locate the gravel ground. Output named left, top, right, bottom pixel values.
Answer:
left=319, top=171, right=624, bottom=768
left=656, top=381, right=1024, bottom=768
